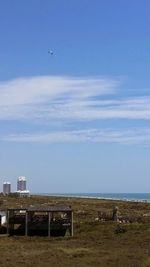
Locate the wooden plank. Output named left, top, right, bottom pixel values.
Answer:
left=25, top=211, right=28, bottom=236
left=6, top=210, right=9, bottom=235
left=48, top=212, right=51, bottom=238
left=71, top=211, right=73, bottom=237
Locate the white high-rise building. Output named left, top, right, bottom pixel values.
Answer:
left=17, top=176, right=30, bottom=197
left=17, top=176, right=26, bottom=191
left=3, top=182, right=11, bottom=195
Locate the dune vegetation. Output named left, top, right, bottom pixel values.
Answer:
left=0, top=194, right=150, bottom=267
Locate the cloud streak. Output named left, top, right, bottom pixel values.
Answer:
left=1, top=128, right=150, bottom=145
left=0, top=75, right=150, bottom=123
left=0, top=75, right=117, bottom=120
left=0, top=75, right=150, bottom=145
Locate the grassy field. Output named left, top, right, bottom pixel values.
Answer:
left=0, top=194, right=150, bottom=267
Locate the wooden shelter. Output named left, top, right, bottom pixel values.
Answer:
left=7, top=205, right=73, bottom=237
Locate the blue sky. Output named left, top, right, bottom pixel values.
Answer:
left=0, top=0, right=150, bottom=193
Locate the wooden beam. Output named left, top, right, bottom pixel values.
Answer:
left=25, top=211, right=28, bottom=236
left=71, top=211, right=73, bottom=237
left=6, top=210, right=9, bottom=236
left=48, top=212, right=51, bottom=238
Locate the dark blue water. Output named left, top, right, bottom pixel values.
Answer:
left=40, top=193, right=150, bottom=202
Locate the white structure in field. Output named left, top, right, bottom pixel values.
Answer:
left=3, top=182, right=11, bottom=195
left=17, top=176, right=30, bottom=197
left=0, top=211, right=6, bottom=225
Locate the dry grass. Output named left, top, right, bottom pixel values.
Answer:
left=0, top=194, right=150, bottom=266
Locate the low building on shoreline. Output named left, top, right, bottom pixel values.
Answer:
left=16, top=190, right=30, bottom=197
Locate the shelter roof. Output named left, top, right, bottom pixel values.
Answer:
left=7, top=205, right=72, bottom=212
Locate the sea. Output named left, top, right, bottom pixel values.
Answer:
left=39, top=193, right=150, bottom=202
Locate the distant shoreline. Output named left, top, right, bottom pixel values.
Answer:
left=35, top=193, right=150, bottom=203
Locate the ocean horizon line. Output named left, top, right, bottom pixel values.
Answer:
left=34, top=192, right=150, bottom=202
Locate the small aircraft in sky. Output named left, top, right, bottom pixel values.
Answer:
left=48, top=49, right=54, bottom=55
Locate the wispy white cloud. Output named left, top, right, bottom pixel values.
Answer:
left=0, top=75, right=150, bottom=145
left=2, top=128, right=150, bottom=145
left=0, top=75, right=117, bottom=121
left=0, top=75, right=150, bottom=123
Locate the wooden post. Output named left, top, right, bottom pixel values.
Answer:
left=48, top=212, right=51, bottom=238
left=10, top=210, right=14, bottom=235
left=112, top=206, right=119, bottom=221
left=71, top=211, right=73, bottom=237
left=25, top=211, right=28, bottom=236
left=6, top=210, right=9, bottom=236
